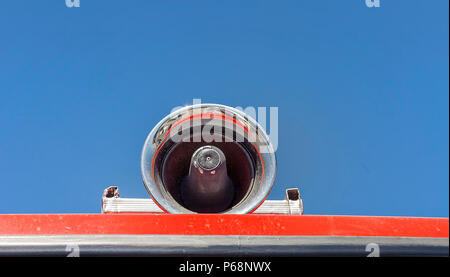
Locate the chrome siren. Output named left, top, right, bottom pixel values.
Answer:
left=140, top=104, right=276, bottom=214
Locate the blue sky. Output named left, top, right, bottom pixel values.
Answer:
left=0, top=1, right=448, bottom=216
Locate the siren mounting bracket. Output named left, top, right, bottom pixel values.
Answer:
left=101, top=186, right=304, bottom=215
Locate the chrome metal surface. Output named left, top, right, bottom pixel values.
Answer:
left=101, top=187, right=303, bottom=215
left=1, top=235, right=447, bottom=256
left=102, top=197, right=302, bottom=215
left=141, top=104, right=277, bottom=214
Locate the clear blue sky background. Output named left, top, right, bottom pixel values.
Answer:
left=0, top=1, right=448, bottom=216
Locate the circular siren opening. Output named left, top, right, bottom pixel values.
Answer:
left=141, top=104, right=276, bottom=214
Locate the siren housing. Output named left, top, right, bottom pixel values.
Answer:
left=140, top=104, right=276, bottom=214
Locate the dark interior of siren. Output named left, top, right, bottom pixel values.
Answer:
left=156, top=123, right=258, bottom=213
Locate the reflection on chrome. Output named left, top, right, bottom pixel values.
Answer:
left=141, top=104, right=277, bottom=214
